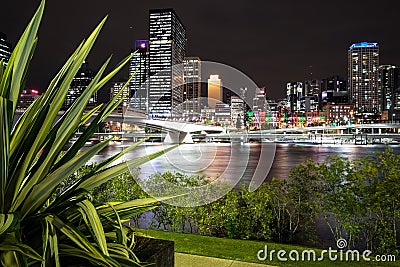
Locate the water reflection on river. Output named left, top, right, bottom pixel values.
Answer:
left=88, top=142, right=399, bottom=182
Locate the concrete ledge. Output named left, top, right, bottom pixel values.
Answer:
left=135, top=236, right=175, bottom=267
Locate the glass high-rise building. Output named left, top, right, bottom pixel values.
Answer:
left=320, top=76, right=348, bottom=107
left=129, top=40, right=149, bottom=112
left=303, top=80, right=321, bottom=112
left=64, top=61, right=95, bottom=110
left=148, top=8, right=186, bottom=118
left=110, top=81, right=130, bottom=113
left=0, top=32, right=12, bottom=65
left=286, top=82, right=303, bottom=113
left=183, top=57, right=201, bottom=117
left=348, top=42, right=379, bottom=119
left=378, top=65, right=400, bottom=118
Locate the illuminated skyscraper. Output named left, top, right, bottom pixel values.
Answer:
left=129, top=40, right=149, bottom=112
left=320, top=76, right=348, bottom=107
left=110, top=81, right=130, bottom=113
left=183, top=57, right=201, bottom=117
left=378, top=65, right=400, bottom=120
left=348, top=42, right=379, bottom=119
left=148, top=9, right=186, bottom=118
left=231, top=96, right=244, bottom=128
left=0, top=32, right=12, bottom=65
left=286, top=82, right=303, bottom=113
left=64, top=61, right=94, bottom=110
left=207, top=75, right=222, bottom=109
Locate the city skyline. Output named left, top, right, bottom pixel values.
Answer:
left=1, top=1, right=400, bottom=101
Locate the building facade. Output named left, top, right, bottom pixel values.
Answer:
left=252, top=87, right=268, bottom=129
left=110, top=81, right=130, bottom=113
left=130, top=40, right=149, bottom=112
left=17, top=89, right=39, bottom=111
left=303, top=80, right=321, bottom=111
left=207, top=75, right=222, bottom=109
left=320, top=76, right=348, bottom=107
left=183, top=57, right=201, bottom=117
left=0, top=32, right=12, bottom=65
left=286, top=82, right=303, bottom=114
left=215, top=103, right=231, bottom=125
left=231, top=96, right=244, bottom=129
left=64, top=61, right=94, bottom=110
left=378, top=65, right=400, bottom=121
left=348, top=42, right=379, bottom=119
left=321, top=103, right=354, bottom=125
left=148, top=9, right=186, bottom=118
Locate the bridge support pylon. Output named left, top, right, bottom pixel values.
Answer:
left=164, top=131, right=194, bottom=144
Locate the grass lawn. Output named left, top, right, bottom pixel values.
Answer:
left=136, top=229, right=399, bottom=267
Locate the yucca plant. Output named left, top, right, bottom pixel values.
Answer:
left=0, top=1, right=175, bottom=266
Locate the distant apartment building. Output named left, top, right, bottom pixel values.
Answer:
left=130, top=40, right=149, bottom=112
left=17, top=89, right=39, bottom=111
left=348, top=42, right=379, bottom=120
left=253, top=87, right=267, bottom=112
left=265, top=99, right=279, bottom=128
left=183, top=57, right=201, bottom=117
left=303, top=80, right=321, bottom=111
left=215, top=103, right=231, bottom=125
left=231, top=96, right=244, bottom=128
left=201, top=107, right=215, bottom=121
left=110, top=81, right=130, bottom=113
left=252, top=87, right=268, bottom=128
left=321, top=103, right=354, bottom=125
left=320, top=76, right=348, bottom=107
left=222, top=88, right=238, bottom=106
left=286, top=82, right=303, bottom=114
left=208, top=75, right=222, bottom=109
left=148, top=8, right=186, bottom=118
left=378, top=65, right=400, bottom=121
left=64, top=61, right=95, bottom=110
left=0, top=32, right=12, bottom=65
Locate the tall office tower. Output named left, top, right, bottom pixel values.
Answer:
left=222, top=87, right=239, bottom=106
left=183, top=57, right=201, bottom=117
left=231, top=96, right=244, bottom=128
left=348, top=42, right=379, bottom=119
left=207, top=75, right=222, bottom=108
left=129, top=40, right=149, bottom=112
left=148, top=9, right=186, bottom=118
left=253, top=87, right=267, bottom=112
left=110, top=81, right=130, bottom=113
left=252, top=87, right=268, bottom=128
left=0, top=32, right=12, bottom=65
left=64, top=61, right=94, bottom=110
left=286, top=82, right=303, bottom=113
left=303, top=80, right=321, bottom=111
left=378, top=65, right=400, bottom=118
left=320, top=76, right=348, bottom=107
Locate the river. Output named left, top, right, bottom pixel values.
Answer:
left=88, top=142, right=399, bottom=182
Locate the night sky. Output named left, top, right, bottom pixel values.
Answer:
left=1, top=0, right=400, bottom=101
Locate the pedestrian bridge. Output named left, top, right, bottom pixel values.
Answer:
left=111, top=110, right=225, bottom=144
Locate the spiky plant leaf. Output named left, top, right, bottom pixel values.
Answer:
left=0, top=0, right=177, bottom=265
